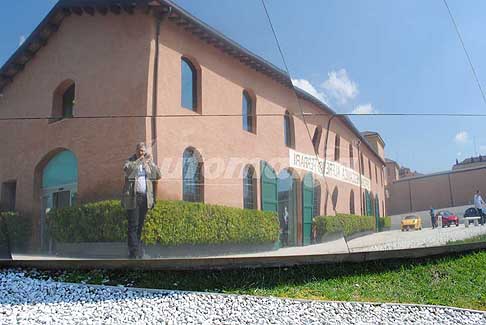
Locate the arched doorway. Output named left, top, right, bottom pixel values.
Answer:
left=302, top=173, right=314, bottom=246
left=40, top=150, right=78, bottom=248
left=278, top=169, right=298, bottom=246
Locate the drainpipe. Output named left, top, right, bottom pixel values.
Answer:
left=321, top=114, right=336, bottom=215
left=151, top=7, right=171, bottom=200
left=356, top=140, right=363, bottom=215
left=151, top=6, right=172, bottom=164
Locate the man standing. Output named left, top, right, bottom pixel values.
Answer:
left=122, top=142, right=161, bottom=259
left=474, top=190, right=485, bottom=225
left=429, top=207, right=436, bottom=229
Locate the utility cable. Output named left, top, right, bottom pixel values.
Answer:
left=4, top=112, right=486, bottom=121
left=443, top=0, right=486, bottom=107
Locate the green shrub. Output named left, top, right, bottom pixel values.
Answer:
left=0, top=212, right=31, bottom=250
left=382, top=216, right=391, bottom=229
left=313, top=214, right=375, bottom=240
left=143, top=201, right=279, bottom=246
left=47, top=200, right=127, bottom=243
left=47, top=200, right=280, bottom=246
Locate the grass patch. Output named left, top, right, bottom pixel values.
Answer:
left=447, top=234, right=486, bottom=245
left=11, top=250, right=486, bottom=311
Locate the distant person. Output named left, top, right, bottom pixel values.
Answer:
left=474, top=190, right=485, bottom=225
left=122, top=142, right=161, bottom=259
left=281, top=206, right=289, bottom=247
left=429, top=207, right=436, bottom=229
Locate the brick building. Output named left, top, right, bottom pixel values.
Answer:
left=0, top=0, right=386, bottom=247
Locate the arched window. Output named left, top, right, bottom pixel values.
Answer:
left=368, top=160, right=372, bottom=182
left=350, top=190, right=355, bottom=215
left=312, top=127, right=322, bottom=153
left=242, top=90, right=256, bottom=133
left=51, top=80, right=75, bottom=122
left=243, top=165, right=256, bottom=209
left=349, top=144, right=354, bottom=170
left=181, top=57, right=198, bottom=111
left=182, top=147, right=204, bottom=202
left=334, top=135, right=341, bottom=161
left=284, top=111, right=294, bottom=148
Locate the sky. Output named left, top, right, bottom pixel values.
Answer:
left=1, top=0, right=486, bottom=174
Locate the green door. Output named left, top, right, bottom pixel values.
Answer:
left=365, top=190, right=372, bottom=216
left=302, top=173, right=314, bottom=245
left=260, top=161, right=277, bottom=212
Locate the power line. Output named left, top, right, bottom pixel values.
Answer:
left=3, top=112, right=486, bottom=121
left=442, top=0, right=486, bottom=107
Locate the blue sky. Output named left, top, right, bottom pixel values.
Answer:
left=2, top=0, right=486, bottom=174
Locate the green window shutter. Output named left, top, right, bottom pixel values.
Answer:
left=260, top=161, right=277, bottom=212
left=302, top=173, right=314, bottom=245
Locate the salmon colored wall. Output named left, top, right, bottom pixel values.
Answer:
left=0, top=13, right=154, bottom=241
left=153, top=20, right=386, bottom=222
left=386, top=166, right=486, bottom=215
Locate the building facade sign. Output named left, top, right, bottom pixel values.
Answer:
left=289, top=149, right=371, bottom=191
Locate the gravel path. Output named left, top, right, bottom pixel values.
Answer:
left=0, top=270, right=484, bottom=324
left=349, top=225, right=486, bottom=252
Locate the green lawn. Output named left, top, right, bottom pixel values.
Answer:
left=447, top=234, right=486, bottom=245
left=24, top=250, right=486, bottom=311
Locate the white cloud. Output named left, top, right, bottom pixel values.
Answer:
left=321, top=69, right=358, bottom=105
left=457, top=152, right=462, bottom=157
left=352, top=103, right=376, bottom=114
left=454, top=131, right=469, bottom=144
left=291, top=78, right=328, bottom=104
left=18, top=35, right=26, bottom=47
left=479, top=146, right=486, bottom=154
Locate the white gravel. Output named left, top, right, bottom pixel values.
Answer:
left=0, top=269, right=484, bottom=325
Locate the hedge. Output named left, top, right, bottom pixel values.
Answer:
left=47, top=200, right=127, bottom=243
left=313, top=214, right=375, bottom=240
left=47, top=200, right=279, bottom=246
left=382, top=216, right=391, bottom=229
left=143, top=201, right=279, bottom=245
left=0, top=212, right=31, bottom=250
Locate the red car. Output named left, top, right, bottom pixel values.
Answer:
left=437, top=210, right=460, bottom=227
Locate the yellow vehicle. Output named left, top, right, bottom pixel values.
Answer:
left=400, top=215, right=422, bottom=231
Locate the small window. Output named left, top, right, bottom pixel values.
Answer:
left=284, top=111, right=294, bottom=148
left=242, top=90, right=256, bottom=133
left=51, top=80, right=75, bottom=122
left=243, top=165, right=257, bottom=209
left=349, top=144, right=354, bottom=170
left=181, top=57, right=198, bottom=111
left=312, top=127, right=322, bottom=154
left=375, top=165, right=378, bottom=183
left=334, top=135, right=340, bottom=162
left=183, top=147, right=204, bottom=202
left=1, top=181, right=16, bottom=212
